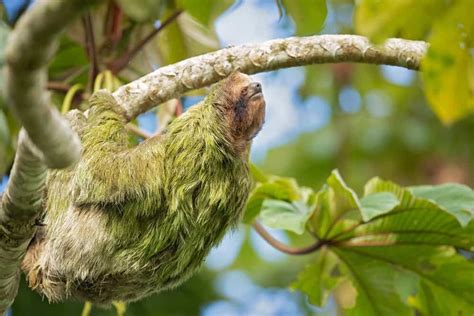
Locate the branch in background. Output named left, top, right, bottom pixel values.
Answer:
left=252, top=222, right=326, bottom=255
left=4, top=0, right=103, bottom=168
left=46, top=81, right=72, bottom=92
left=82, top=12, right=99, bottom=92
left=104, top=2, right=124, bottom=47
left=275, top=0, right=284, bottom=20
left=0, top=131, right=47, bottom=314
left=1, top=0, right=103, bottom=313
left=107, top=10, right=183, bottom=74
left=174, top=98, right=183, bottom=117
left=112, top=34, right=428, bottom=120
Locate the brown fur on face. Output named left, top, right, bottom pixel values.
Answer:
left=211, top=72, right=266, bottom=152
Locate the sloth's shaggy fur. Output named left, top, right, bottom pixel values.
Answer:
left=22, top=72, right=265, bottom=304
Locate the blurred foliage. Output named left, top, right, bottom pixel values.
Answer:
left=355, top=0, right=473, bottom=124
left=283, top=0, right=327, bottom=36
left=0, top=0, right=473, bottom=315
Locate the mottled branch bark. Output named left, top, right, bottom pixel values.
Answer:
left=113, top=35, right=428, bottom=120
left=0, top=0, right=103, bottom=313
left=4, top=0, right=101, bottom=168
left=0, top=131, right=46, bottom=314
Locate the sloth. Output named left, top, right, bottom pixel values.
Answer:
left=22, top=72, right=265, bottom=304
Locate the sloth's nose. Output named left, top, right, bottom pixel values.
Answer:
left=249, top=82, right=262, bottom=93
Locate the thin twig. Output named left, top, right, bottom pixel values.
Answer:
left=107, top=10, right=183, bottom=74
left=82, top=12, right=99, bottom=91
left=126, top=124, right=153, bottom=139
left=275, top=0, right=284, bottom=20
left=104, top=2, right=123, bottom=47
left=252, top=222, right=326, bottom=255
left=175, top=98, right=184, bottom=117
left=47, top=81, right=72, bottom=92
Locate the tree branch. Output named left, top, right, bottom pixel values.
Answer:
left=252, top=222, right=326, bottom=255
left=0, top=131, right=47, bottom=314
left=4, top=0, right=102, bottom=168
left=112, top=34, right=428, bottom=120
left=1, top=0, right=103, bottom=313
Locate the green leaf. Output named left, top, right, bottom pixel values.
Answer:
left=250, top=163, right=268, bottom=183
left=48, top=38, right=89, bottom=78
left=421, top=0, right=474, bottom=124
left=259, top=188, right=316, bottom=234
left=287, top=171, right=474, bottom=315
left=243, top=176, right=300, bottom=224
left=283, top=0, right=327, bottom=36
left=291, top=249, right=342, bottom=307
left=354, top=0, right=448, bottom=42
left=155, top=11, right=220, bottom=66
left=326, top=169, right=361, bottom=219
left=116, top=0, right=164, bottom=22
left=310, top=169, right=361, bottom=238
left=335, top=245, right=474, bottom=316
left=412, top=279, right=474, bottom=316
left=176, top=0, right=234, bottom=26
left=333, top=248, right=412, bottom=316
left=355, top=246, right=474, bottom=314
left=410, top=183, right=474, bottom=227
left=343, top=177, right=474, bottom=250
left=360, top=192, right=399, bottom=221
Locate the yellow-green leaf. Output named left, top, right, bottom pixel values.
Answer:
left=422, top=0, right=474, bottom=124
left=176, top=0, right=234, bottom=26
left=354, top=0, right=448, bottom=43
left=283, top=0, right=327, bottom=36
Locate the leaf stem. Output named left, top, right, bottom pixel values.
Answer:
left=252, top=222, right=327, bottom=255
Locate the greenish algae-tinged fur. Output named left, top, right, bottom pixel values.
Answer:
left=22, top=72, right=265, bottom=304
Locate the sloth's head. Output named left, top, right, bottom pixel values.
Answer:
left=209, top=71, right=266, bottom=149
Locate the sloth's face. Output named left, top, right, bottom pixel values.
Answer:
left=220, top=72, right=266, bottom=142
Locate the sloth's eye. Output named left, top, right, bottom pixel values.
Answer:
left=241, top=87, right=248, bottom=95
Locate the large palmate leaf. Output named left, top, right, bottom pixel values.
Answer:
left=285, top=170, right=474, bottom=315
left=336, top=246, right=474, bottom=316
